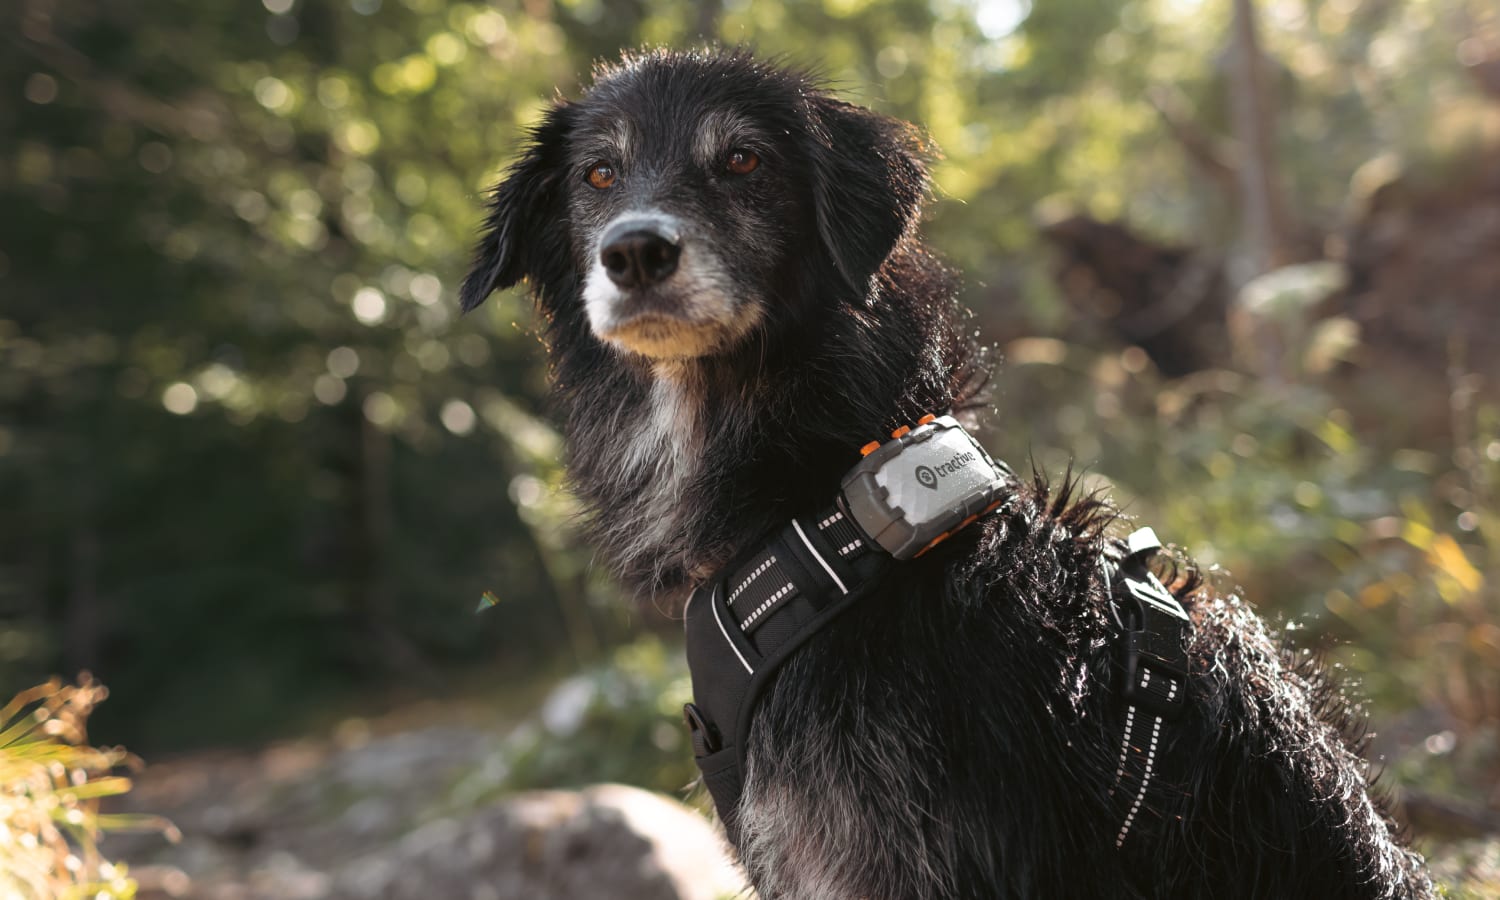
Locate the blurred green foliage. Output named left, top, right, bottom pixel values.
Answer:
left=486, top=638, right=698, bottom=801
left=3, top=4, right=1498, bottom=888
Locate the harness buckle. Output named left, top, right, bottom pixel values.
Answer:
left=683, top=702, right=721, bottom=756
left=1113, top=529, right=1191, bottom=720
left=1120, top=625, right=1189, bottom=720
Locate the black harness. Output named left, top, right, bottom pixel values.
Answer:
left=681, top=420, right=1193, bottom=847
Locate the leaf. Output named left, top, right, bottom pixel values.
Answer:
left=1427, top=534, right=1483, bottom=597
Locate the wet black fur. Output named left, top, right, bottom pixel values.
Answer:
left=462, top=48, right=1432, bottom=899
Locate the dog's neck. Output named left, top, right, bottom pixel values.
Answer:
left=552, top=248, right=982, bottom=602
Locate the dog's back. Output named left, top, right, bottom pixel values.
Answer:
left=462, top=48, right=1432, bottom=899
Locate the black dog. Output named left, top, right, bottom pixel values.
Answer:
left=460, top=48, right=1432, bottom=899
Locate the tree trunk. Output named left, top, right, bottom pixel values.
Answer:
left=1227, top=0, right=1294, bottom=286
left=345, top=392, right=434, bottom=683
left=63, top=520, right=101, bottom=674
left=694, top=0, right=722, bottom=40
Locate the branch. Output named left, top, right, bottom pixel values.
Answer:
left=1146, top=85, right=1240, bottom=201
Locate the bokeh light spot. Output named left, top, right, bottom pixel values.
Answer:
left=314, top=374, right=347, bottom=405
left=24, top=73, right=59, bottom=105
left=335, top=120, right=381, bottom=155
left=456, top=334, right=490, bottom=367
left=196, top=364, right=238, bottom=399
left=466, top=10, right=507, bottom=44
left=162, top=383, right=199, bottom=415
left=138, top=142, right=173, bottom=173
left=327, top=346, right=360, bottom=378
left=876, top=46, right=908, bottom=78
left=426, top=32, right=466, bottom=65
left=409, top=273, right=441, bottom=306
left=441, top=399, right=476, bottom=435
left=254, top=77, right=293, bottom=112
left=363, top=391, right=398, bottom=427
left=352, top=288, right=387, bottom=324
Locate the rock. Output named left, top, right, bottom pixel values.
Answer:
left=332, top=784, right=745, bottom=900
left=109, top=717, right=748, bottom=900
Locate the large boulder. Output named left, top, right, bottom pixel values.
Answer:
left=110, top=726, right=747, bottom=900
left=333, top=784, right=744, bottom=900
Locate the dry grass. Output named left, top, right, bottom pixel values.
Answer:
left=0, top=676, right=175, bottom=900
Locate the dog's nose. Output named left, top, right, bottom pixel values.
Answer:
left=601, top=228, right=681, bottom=289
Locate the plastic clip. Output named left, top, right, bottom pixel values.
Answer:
left=1114, top=528, right=1190, bottom=720
left=683, top=702, right=722, bottom=757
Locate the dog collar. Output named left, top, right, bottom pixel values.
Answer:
left=681, top=416, right=1193, bottom=849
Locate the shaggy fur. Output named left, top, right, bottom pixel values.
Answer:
left=461, top=48, right=1432, bottom=899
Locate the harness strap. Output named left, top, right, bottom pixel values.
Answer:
left=1104, top=527, right=1192, bottom=847
left=681, top=421, right=1194, bottom=851
left=683, top=498, right=891, bottom=841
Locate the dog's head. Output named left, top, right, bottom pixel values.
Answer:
left=460, top=49, right=931, bottom=362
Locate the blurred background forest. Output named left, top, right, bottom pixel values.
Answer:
left=4, top=0, right=1500, bottom=895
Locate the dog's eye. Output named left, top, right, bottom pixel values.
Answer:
left=586, top=162, right=616, bottom=190
left=725, top=149, right=759, bottom=175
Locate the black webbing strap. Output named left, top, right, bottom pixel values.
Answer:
left=684, top=505, right=1195, bottom=850
left=682, top=499, right=890, bottom=842
left=1104, top=527, right=1192, bottom=848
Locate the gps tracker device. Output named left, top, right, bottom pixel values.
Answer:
left=840, top=415, right=1014, bottom=559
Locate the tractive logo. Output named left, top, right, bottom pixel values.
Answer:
left=915, top=450, right=976, bottom=489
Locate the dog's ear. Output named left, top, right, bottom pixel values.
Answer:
left=460, top=101, right=576, bottom=312
left=806, top=97, right=930, bottom=299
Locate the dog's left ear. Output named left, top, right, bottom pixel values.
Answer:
left=460, top=101, right=576, bottom=312
left=806, top=97, right=930, bottom=299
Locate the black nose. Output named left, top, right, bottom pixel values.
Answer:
left=601, top=229, right=681, bottom=289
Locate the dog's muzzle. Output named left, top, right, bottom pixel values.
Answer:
left=600, top=218, right=681, bottom=290
left=583, top=212, right=761, bottom=359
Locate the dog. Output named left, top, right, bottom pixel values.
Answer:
left=459, top=48, right=1433, bottom=899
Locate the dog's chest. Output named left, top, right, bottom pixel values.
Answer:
left=622, top=378, right=700, bottom=483
left=604, top=378, right=708, bottom=568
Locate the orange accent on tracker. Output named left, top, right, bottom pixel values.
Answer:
left=914, top=531, right=951, bottom=558
left=891, top=425, right=911, bottom=439
left=917, top=504, right=998, bottom=558
left=918, top=414, right=936, bottom=425
left=860, top=441, right=881, bottom=457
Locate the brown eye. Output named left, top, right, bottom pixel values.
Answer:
left=726, top=149, right=759, bottom=175
left=587, top=162, right=616, bottom=189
